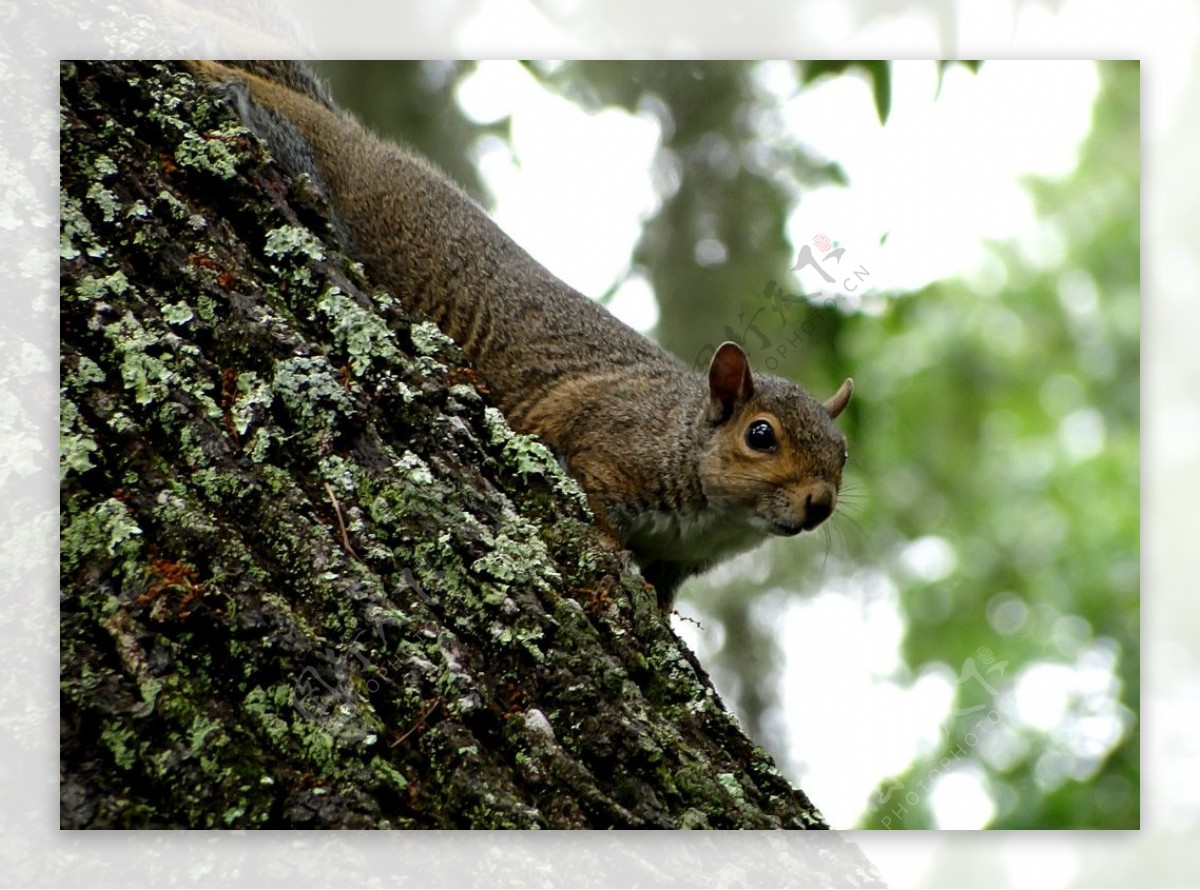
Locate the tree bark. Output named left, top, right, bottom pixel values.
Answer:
left=58, top=58, right=876, bottom=873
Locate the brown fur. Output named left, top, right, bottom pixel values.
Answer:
left=189, top=61, right=853, bottom=607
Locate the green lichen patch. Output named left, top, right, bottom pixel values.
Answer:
left=161, top=300, right=195, bottom=326
left=61, top=193, right=105, bottom=260
left=94, top=153, right=119, bottom=179
left=86, top=181, right=120, bottom=222
left=472, top=522, right=561, bottom=594
left=263, top=224, right=325, bottom=264
left=60, top=398, right=99, bottom=482
left=67, top=268, right=128, bottom=304
left=409, top=319, right=456, bottom=358
left=482, top=406, right=591, bottom=512
left=316, top=286, right=401, bottom=378
left=174, top=123, right=250, bottom=181
left=271, top=355, right=356, bottom=441
left=229, top=371, right=275, bottom=438
left=63, top=354, right=107, bottom=393
left=60, top=496, right=143, bottom=576
left=103, top=312, right=194, bottom=408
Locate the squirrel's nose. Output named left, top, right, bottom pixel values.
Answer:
left=802, top=487, right=834, bottom=529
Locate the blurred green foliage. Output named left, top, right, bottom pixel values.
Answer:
left=858, top=60, right=1138, bottom=829
left=316, top=60, right=1138, bottom=830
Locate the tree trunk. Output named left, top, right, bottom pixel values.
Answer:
left=58, top=58, right=876, bottom=871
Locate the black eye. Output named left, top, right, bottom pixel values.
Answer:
left=842, top=449, right=849, bottom=467
left=745, top=419, right=777, bottom=452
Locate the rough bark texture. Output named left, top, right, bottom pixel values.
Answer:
left=57, top=58, right=873, bottom=871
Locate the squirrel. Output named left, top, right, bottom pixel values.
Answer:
left=187, top=61, right=854, bottom=609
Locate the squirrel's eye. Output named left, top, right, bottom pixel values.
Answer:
left=745, top=419, right=777, bottom=452
left=842, top=449, right=850, bottom=467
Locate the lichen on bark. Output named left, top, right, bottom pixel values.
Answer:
left=58, top=59, right=877, bottom=869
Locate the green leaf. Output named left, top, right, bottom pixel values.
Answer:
left=935, top=60, right=984, bottom=98
left=802, top=61, right=892, bottom=124
left=864, top=61, right=891, bottom=124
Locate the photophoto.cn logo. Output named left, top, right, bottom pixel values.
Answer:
left=690, top=232, right=874, bottom=372
left=792, top=233, right=870, bottom=295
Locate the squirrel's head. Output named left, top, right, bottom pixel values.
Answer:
left=699, top=341, right=853, bottom=538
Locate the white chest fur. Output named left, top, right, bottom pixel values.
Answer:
left=623, top=506, right=769, bottom=568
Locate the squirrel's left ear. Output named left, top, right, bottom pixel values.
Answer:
left=707, top=341, right=754, bottom=423
left=823, top=378, right=854, bottom=419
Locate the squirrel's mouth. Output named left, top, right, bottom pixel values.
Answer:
left=772, top=521, right=806, bottom=537
left=773, top=513, right=831, bottom=536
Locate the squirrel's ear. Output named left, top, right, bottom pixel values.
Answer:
left=707, top=341, right=754, bottom=423
left=823, top=378, right=854, bottom=419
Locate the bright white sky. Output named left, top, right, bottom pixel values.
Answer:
left=456, top=61, right=661, bottom=326
left=782, top=60, right=1100, bottom=296
left=456, top=60, right=1100, bottom=326
left=456, top=60, right=1112, bottom=831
